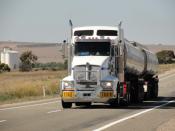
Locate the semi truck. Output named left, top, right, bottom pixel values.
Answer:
left=60, top=25, right=159, bottom=108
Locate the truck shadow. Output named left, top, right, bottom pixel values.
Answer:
left=73, top=96, right=175, bottom=110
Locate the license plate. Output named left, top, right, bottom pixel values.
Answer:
left=63, top=91, right=75, bottom=98
left=100, top=91, right=113, bottom=98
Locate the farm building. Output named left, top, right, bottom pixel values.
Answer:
left=0, top=48, right=19, bottom=70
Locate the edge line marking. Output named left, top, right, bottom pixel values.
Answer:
left=0, top=120, right=7, bottom=123
left=93, top=100, right=175, bottom=131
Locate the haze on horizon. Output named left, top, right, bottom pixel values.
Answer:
left=0, top=0, right=175, bottom=45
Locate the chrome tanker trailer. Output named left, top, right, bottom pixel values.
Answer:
left=60, top=25, right=159, bottom=108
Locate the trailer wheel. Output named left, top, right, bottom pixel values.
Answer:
left=62, top=100, right=72, bottom=108
left=127, top=92, right=131, bottom=104
left=130, top=85, right=140, bottom=103
left=131, top=84, right=144, bottom=103
left=144, top=83, right=152, bottom=100
left=151, top=83, right=158, bottom=98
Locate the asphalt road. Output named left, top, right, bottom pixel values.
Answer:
left=0, top=71, right=175, bottom=131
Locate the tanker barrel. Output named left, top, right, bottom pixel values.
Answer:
left=124, top=40, right=158, bottom=76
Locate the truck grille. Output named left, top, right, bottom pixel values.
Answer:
left=73, top=65, right=100, bottom=83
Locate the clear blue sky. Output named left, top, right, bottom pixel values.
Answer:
left=0, top=0, right=175, bottom=44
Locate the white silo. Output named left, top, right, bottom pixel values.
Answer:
left=0, top=51, right=5, bottom=63
left=0, top=48, right=19, bottom=70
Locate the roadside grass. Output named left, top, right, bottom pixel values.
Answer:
left=0, top=70, right=67, bottom=105
left=158, top=64, right=175, bottom=74
left=0, top=64, right=175, bottom=105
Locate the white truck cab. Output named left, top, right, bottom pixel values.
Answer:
left=60, top=26, right=120, bottom=108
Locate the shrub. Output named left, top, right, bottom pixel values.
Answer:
left=156, top=50, right=175, bottom=64
left=0, top=63, right=11, bottom=73
left=33, top=61, right=67, bottom=71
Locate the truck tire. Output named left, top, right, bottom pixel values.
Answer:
left=109, top=101, right=118, bottom=107
left=120, top=93, right=130, bottom=106
left=151, top=83, right=158, bottom=98
left=131, top=84, right=144, bottom=103
left=144, top=82, right=152, bottom=100
left=75, top=102, right=81, bottom=106
left=126, top=83, right=131, bottom=104
left=83, top=102, right=91, bottom=107
left=75, top=102, right=91, bottom=107
left=62, top=100, right=72, bottom=108
left=138, top=86, right=144, bottom=103
left=126, top=92, right=131, bottom=104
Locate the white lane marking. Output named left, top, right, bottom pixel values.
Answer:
left=93, top=100, right=175, bottom=131
left=0, top=120, right=6, bottom=123
left=47, top=109, right=62, bottom=114
left=0, top=100, right=60, bottom=112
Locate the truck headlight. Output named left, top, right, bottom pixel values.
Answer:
left=101, top=81, right=113, bottom=88
left=63, top=81, right=73, bottom=89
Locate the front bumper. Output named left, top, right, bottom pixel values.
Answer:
left=61, top=90, right=115, bottom=103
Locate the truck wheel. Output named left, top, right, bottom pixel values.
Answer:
left=130, top=85, right=140, bottom=103
left=138, top=86, right=144, bottom=103
left=83, top=102, right=91, bottom=107
left=131, top=85, right=144, bottom=103
left=144, top=83, right=152, bottom=100
left=75, top=102, right=81, bottom=106
left=62, top=100, right=72, bottom=108
left=109, top=101, right=118, bottom=107
left=127, top=93, right=131, bottom=104
left=120, top=93, right=130, bottom=106
left=75, top=102, right=91, bottom=107
left=144, top=92, right=149, bottom=100
left=151, top=83, right=158, bottom=98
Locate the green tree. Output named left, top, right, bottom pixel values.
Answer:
left=19, top=51, right=38, bottom=71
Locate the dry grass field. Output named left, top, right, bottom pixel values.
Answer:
left=0, top=64, right=175, bottom=104
left=0, top=70, right=67, bottom=104
left=158, top=64, right=175, bottom=74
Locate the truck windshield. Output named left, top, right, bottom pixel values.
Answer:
left=74, top=30, right=93, bottom=36
left=75, top=42, right=110, bottom=56
left=97, top=30, right=117, bottom=36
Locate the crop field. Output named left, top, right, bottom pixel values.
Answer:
left=0, top=64, right=175, bottom=105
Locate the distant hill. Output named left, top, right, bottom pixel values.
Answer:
left=0, top=41, right=175, bottom=63
left=0, top=41, right=64, bottom=63
left=146, top=44, right=175, bottom=53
